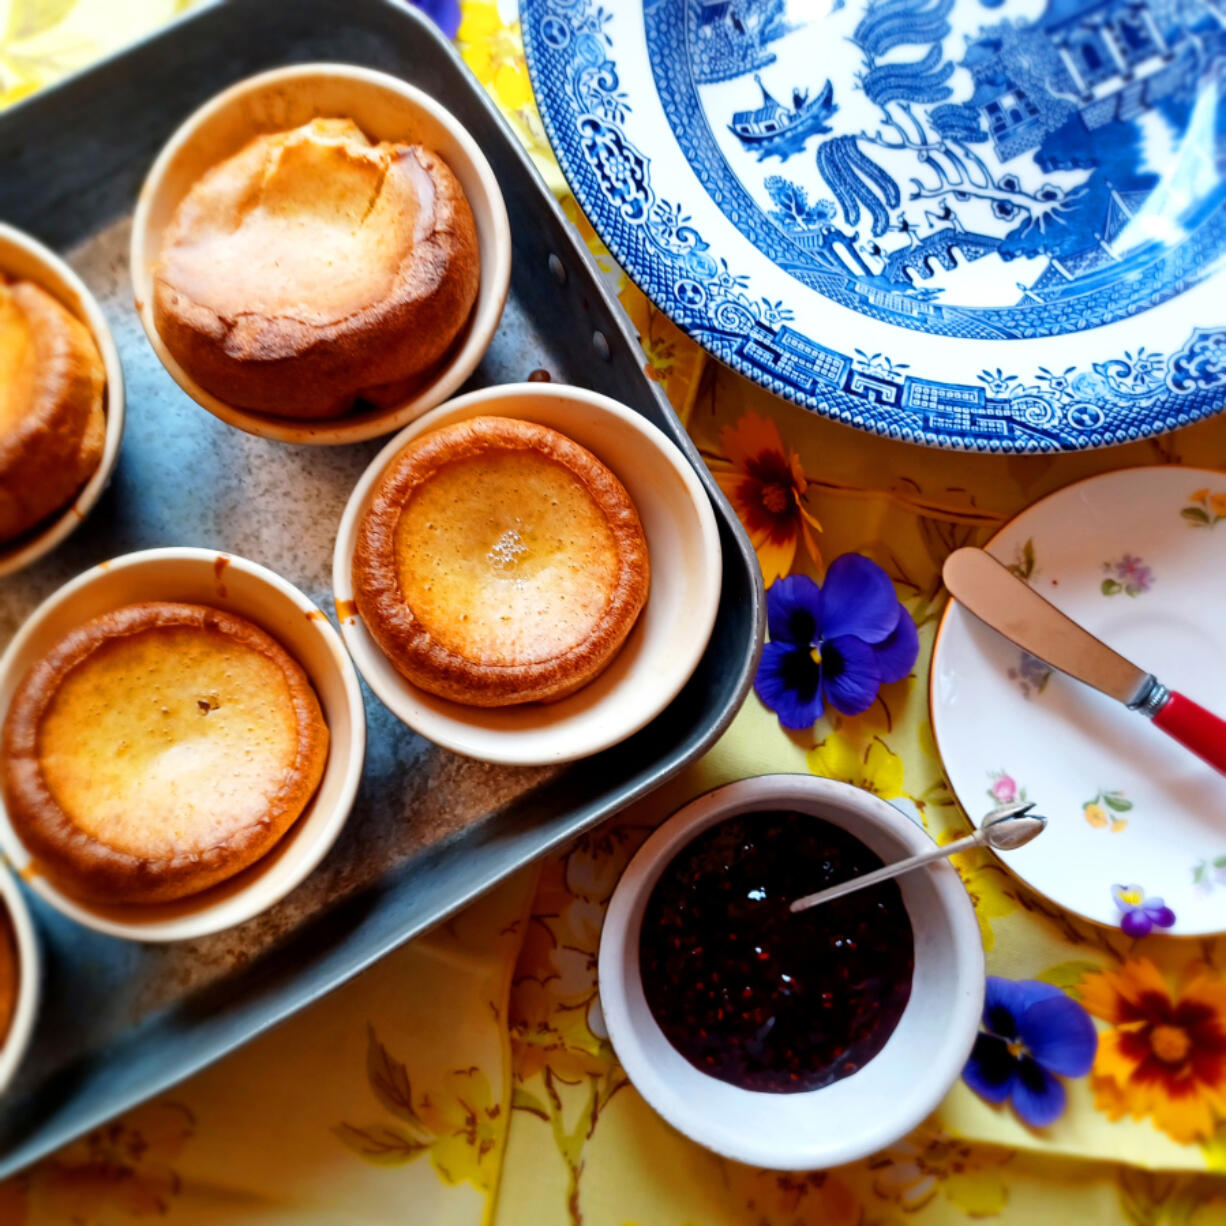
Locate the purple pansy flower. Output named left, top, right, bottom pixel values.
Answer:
left=962, top=977, right=1098, bottom=1127
left=405, top=0, right=461, bottom=38
left=753, top=555, right=919, bottom=730
left=1112, top=884, right=1176, bottom=937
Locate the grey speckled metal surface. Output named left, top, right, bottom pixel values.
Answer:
left=0, top=0, right=763, bottom=1174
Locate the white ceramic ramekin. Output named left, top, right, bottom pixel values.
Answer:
left=0, top=860, right=39, bottom=1098
left=598, top=774, right=985, bottom=1170
left=0, top=548, right=366, bottom=941
left=0, top=224, right=125, bottom=577
left=130, top=63, right=511, bottom=444
left=333, top=382, right=723, bottom=765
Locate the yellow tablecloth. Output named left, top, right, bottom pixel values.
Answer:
left=5, top=3, right=1226, bottom=1223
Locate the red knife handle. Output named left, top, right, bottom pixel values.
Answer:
left=1152, top=691, right=1226, bottom=776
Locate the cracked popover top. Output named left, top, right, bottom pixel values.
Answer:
left=152, top=118, right=479, bottom=419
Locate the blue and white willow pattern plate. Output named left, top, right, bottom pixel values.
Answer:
left=520, top=0, right=1226, bottom=451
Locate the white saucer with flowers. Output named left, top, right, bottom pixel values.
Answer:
left=932, top=466, right=1226, bottom=936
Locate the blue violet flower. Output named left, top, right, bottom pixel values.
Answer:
left=1112, top=884, right=1176, bottom=937
left=753, top=555, right=919, bottom=730
left=405, top=0, right=462, bottom=38
left=962, top=977, right=1098, bottom=1127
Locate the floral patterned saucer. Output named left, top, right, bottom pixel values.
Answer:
left=931, top=467, right=1226, bottom=935
left=521, top=0, right=1226, bottom=452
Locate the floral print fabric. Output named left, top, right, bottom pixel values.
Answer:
left=5, top=1, right=1226, bottom=1224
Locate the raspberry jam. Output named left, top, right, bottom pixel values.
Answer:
left=638, top=810, right=914, bottom=1093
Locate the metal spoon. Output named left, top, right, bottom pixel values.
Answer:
left=788, top=801, right=1047, bottom=914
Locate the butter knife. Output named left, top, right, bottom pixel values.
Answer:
left=943, top=547, right=1226, bottom=776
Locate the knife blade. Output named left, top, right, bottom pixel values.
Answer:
left=943, top=547, right=1226, bottom=776
left=943, top=547, right=1151, bottom=706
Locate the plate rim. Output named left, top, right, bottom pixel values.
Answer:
left=520, top=0, right=1226, bottom=453
left=928, top=462, right=1226, bottom=935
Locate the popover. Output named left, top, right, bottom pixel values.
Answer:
left=152, top=117, right=480, bottom=419
left=353, top=416, right=650, bottom=706
left=0, top=278, right=106, bottom=544
left=2, top=602, right=329, bottom=905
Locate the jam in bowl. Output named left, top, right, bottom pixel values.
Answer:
left=639, top=809, right=914, bottom=1095
left=598, top=774, right=984, bottom=1170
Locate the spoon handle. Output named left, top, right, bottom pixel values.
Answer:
left=788, top=830, right=982, bottom=914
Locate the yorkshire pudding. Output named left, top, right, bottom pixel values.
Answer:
left=0, top=278, right=105, bottom=543
left=353, top=416, right=650, bottom=707
left=2, top=602, right=330, bottom=905
left=152, top=117, right=480, bottom=419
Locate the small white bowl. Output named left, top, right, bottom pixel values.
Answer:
left=333, top=382, right=723, bottom=765
left=130, top=63, right=511, bottom=445
left=0, top=548, right=366, bottom=942
left=598, top=775, right=985, bottom=1170
left=0, top=224, right=125, bottom=577
left=0, top=860, right=39, bottom=1098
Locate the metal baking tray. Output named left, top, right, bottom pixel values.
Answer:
left=0, top=0, right=762, bottom=1173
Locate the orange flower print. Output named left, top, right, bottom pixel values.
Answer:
left=709, top=413, right=821, bottom=585
left=869, top=1123, right=1011, bottom=1215
left=725, top=1167, right=860, bottom=1226
left=1183, top=490, right=1226, bottom=528
left=2, top=1102, right=194, bottom=1224
left=1083, top=790, right=1131, bottom=832
left=1080, top=958, right=1226, bottom=1143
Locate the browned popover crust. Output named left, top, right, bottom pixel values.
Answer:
left=353, top=416, right=650, bottom=707
left=0, top=279, right=106, bottom=543
left=152, top=118, right=480, bottom=419
left=1, top=602, right=330, bottom=905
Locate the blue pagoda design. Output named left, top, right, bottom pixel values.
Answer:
left=691, top=0, right=789, bottom=83
left=964, top=0, right=1214, bottom=163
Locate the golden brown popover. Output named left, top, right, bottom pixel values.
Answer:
left=152, top=118, right=480, bottom=419
left=353, top=416, right=650, bottom=706
left=1, top=602, right=329, bottom=905
left=0, top=278, right=106, bottom=544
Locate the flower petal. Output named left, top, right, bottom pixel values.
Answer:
left=1017, top=995, right=1098, bottom=1077
left=754, top=641, right=824, bottom=730
left=766, top=574, right=822, bottom=646
left=720, top=412, right=786, bottom=473
left=983, top=977, right=1064, bottom=1037
left=755, top=532, right=799, bottom=589
left=1142, top=900, right=1176, bottom=930
left=821, top=635, right=882, bottom=716
left=818, top=554, right=902, bottom=644
left=873, top=604, right=920, bottom=684
left=413, top=0, right=462, bottom=38
left=1120, top=909, right=1153, bottom=938
left=962, top=1034, right=1016, bottom=1104
left=1012, top=1057, right=1067, bottom=1127
left=1079, top=960, right=1164, bottom=1025
left=798, top=513, right=823, bottom=572
left=806, top=732, right=861, bottom=784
